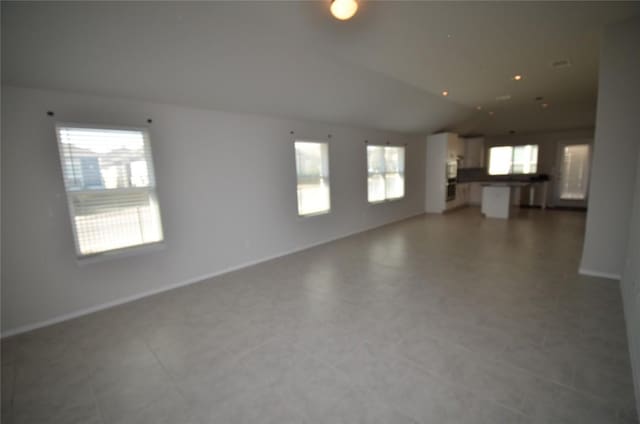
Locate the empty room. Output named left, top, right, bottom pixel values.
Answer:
left=1, top=1, right=640, bottom=423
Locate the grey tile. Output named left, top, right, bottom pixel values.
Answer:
left=1, top=338, right=17, bottom=365
left=91, top=358, right=174, bottom=424
left=11, top=399, right=103, bottom=424
left=573, top=365, right=637, bottom=417
left=2, top=209, right=635, bottom=424
left=2, top=363, right=15, bottom=411
left=203, top=386, right=306, bottom=424
left=112, top=390, right=202, bottom=424
left=529, top=386, right=619, bottom=424
left=177, top=337, right=304, bottom=409
left=280, top=352, right=415, bottom=424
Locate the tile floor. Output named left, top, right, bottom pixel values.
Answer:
left=1, top=208, right=638, bottom=424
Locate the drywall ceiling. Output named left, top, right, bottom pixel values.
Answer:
left=2, top=1, right=639, bottom=135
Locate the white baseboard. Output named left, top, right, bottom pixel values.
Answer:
left=1, top=212, right=425, bottom=339
left=578, top=268, right=621, bottom=281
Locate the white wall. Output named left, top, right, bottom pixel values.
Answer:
left=622, top=147, right=640, bottom=417
left=484, top=128, right=594, bottom=206
left=581, top=16, right=640, bottom=415
left=0, top=86, right=425, bottom=335
left=581, top=16, right=640, bottom=279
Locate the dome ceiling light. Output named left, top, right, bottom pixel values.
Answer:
left=330, top=0, right=358, bottom=21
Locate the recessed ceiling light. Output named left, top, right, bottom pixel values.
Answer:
left=488, top=111, right=495, bottom=116
left=541, top=103, right=549, bottom=109
left=330, top=0, right=358, bottom=21
left=476, top=106, right=482, bottom=110
left=513, top=74, right=523, bottom=81
left=442, top=90, right=449, bottom=97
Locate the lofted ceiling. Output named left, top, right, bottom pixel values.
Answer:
left=2, top=1, right=639, bottom=135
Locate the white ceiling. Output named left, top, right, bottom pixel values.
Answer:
left=2, top=1, right=639, bottom=135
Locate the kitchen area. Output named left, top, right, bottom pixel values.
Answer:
left=425, top=132, right=553, bottom=219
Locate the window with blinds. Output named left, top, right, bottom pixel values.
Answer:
left=559, top=144, right=590, bottom=200
left=488, top=145, right=538, bottom=175
left=55, top=125, right=164, bottom=257
left=367, top=145, right=405, bottom=203
left=294, top=141, right=330, bottom=216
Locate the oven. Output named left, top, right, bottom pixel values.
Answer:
left=446, top=182, right=456, bottom=201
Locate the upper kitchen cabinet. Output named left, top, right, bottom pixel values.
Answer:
left=462, top=137, right=485, bottom=168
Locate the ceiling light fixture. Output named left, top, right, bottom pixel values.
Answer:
left=488, top=111, right=495, bottom=116
left=541, top=103, right=549, bottom=109
left=442, top=90, right=449, bottom=97
left=476, top=106, right=482, bottom=110
left=330, top=0, right=358, bottom=21
left=513, top=74, right=523, bottom=81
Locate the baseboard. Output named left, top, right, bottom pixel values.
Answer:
left=578, top=268, right=621, bottom=281
left=1, top=211, right=425, bottom=339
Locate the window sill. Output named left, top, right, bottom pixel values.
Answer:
left=297, top=209, right=331, bottom=219
left=368, top=197, right=405, bottom=205
left=76, top=241, right=165, bottom=266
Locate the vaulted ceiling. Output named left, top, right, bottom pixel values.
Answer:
left=3, top=1, right=639, bottom=135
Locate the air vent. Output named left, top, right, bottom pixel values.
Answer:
left=496, top=94, right=511, bottom=101
left=551, top=59, right=571, bottom=69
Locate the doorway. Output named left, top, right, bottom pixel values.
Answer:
left=554, top=141, right=592, bottom=208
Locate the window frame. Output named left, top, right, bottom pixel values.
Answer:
left=55, top=122, right=165, bottom=261
left=488, top=144, right=539, bottom=176
left=293, top=140, right=331, bottom=217
left=366, top=144, right=406, bottom=204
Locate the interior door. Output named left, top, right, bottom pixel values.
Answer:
left=554, top=141, right=592, bottom=208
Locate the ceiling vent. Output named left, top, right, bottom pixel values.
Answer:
left=550, top=59, right=572, bottom=69
left=496, top=94, right=511, bottom=101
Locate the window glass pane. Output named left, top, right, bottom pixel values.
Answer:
left=58, top=127, right=153, bottom=191
left=295, top=141, right=330, bottom=215
left=368, top=174, right=386, bottom=202
left=385, top=146, right=405, bottom=199
left=71, top=191, right=163, bottom=256
left=367, top=146, right=386, bottom=202
left=512, top=145, right=538, bottom=174
left=488, top=146, right=513, bottom=175
left=385, top=173, right=404, bottom=199
left=367, top=146, right=385, bottom=174
left=56, top=125, right=163, bottom=257
left=560, top=144, right=590, bottom=200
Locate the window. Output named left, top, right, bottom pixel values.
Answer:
left=294, top=141, right=330, bottom=216
left=367, top=145, right=405, bottom=202
left=55, top=125, right=163, bottom=257
left=559, top=144, right=590, bottom=200
left=488, top=145, right=538, bottom=175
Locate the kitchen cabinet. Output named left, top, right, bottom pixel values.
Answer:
left=426, top=132, right=463, bottom=213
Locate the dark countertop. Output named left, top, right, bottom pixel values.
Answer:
left=456, top=167, right=550, bottom=184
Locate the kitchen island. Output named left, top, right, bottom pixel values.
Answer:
left=480, top=182, right=548, bottom=219
left=457, top=169, right=550, bottom=219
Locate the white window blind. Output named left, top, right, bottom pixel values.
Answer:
left=559, top=144, right=590, bottom=200
left=367, top=145, right=405, bottom=203
left=488, top=145, right=538, bottom=175
left=55, top=125, right=164, bottom=257
left=294, top=141, right=330, bottom=216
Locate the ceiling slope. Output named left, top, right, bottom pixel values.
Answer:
left=2, top=1, right=639, bottom=135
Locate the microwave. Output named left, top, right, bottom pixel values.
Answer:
left=446, top=160, right=458, bottom=180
